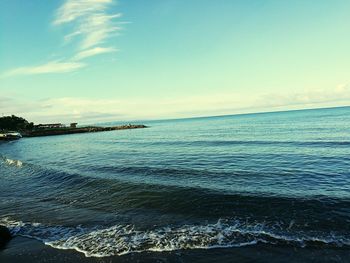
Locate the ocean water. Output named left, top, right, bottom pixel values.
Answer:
left=0, top=107, right=350, bottom=261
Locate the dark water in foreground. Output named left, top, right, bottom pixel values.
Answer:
left=0, top=107, right=350, bottom=261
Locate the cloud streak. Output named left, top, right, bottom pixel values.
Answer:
left=73, top=47, right=118, bottom=60
left=54, top=0, right=122, bottom=50
left=54, top=0, right=113, bottom=25
left=0, top=61, right=86, bottom=78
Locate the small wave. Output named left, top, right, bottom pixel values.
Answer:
left=1, top=218, right=349, bottom=258
left=3, top=158, right=23, bottom=167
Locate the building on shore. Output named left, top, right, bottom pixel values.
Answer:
left=70, top=123, right=78, bottom=128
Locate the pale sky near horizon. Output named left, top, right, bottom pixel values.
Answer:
left=0, top=0, right=349, bottom=124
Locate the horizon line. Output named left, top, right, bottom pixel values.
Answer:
left=95, top=105, right=350, bottom=126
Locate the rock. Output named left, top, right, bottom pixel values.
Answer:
left=0, top=225, right=12, bottom=248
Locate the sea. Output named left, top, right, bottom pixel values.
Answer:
left=0, top=106, right=349, bottom=262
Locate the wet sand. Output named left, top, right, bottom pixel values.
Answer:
left=1, top=237, right=349, bottom=263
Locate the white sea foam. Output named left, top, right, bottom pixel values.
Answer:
left=0, top=217, right=348, bottom=258
left=4, top=158, right=23, bottom=167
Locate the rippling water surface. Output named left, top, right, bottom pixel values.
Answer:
left=1, top=107, right=350, bottom=260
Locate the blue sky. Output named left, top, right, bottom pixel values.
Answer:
left=0, top=0, right=349, bottom=123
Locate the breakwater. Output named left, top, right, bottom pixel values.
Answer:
left=22, top=124, right=147, bottom=137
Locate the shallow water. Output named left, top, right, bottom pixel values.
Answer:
left=0, top=107, right=350, bottom=260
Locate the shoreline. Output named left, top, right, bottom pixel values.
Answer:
left=1, top=236, right=349, bottom=263
left=21, top=124, right=148, bottom=138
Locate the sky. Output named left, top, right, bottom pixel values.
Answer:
left=0, top=0, right=349, bottom=124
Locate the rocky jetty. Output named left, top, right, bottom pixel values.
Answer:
left=22, top=124, right=148, bottom=137
left=0, top=225, right=11, bottom=248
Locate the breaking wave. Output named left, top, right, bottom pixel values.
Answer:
left=1, top=218, right=349, bottom=258
left=2, top=157, right=23, bottom=167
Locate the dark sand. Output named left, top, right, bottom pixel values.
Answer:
left=0, top=237, right=349, bottom=263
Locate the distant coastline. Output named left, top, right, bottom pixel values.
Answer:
left=22, top=124, right=148, bottom=138
left=0, top=115, right=147, bottom=139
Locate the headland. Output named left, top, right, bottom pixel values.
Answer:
left=22, top=124, right=147, bottom=137
left=0, top=115, right=147, bottom=139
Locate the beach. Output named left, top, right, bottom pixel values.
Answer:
left=2, top=237, right=349, bottom=263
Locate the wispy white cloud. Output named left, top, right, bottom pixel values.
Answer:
left=73, top=47, right=118, bottom=60
left=64, top=30, right=83, bottom=42
left=0, top=61, right=86, bottom=78
left=54, top=0, right=122, bottom=50
left=0, top=0, right=121, bottom=78
left=80, top=13, right=122, bottom=49
left=54, top=0, right=113, bottom=25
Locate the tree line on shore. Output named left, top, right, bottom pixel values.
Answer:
left=0, top=115, right=34, bottom=131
